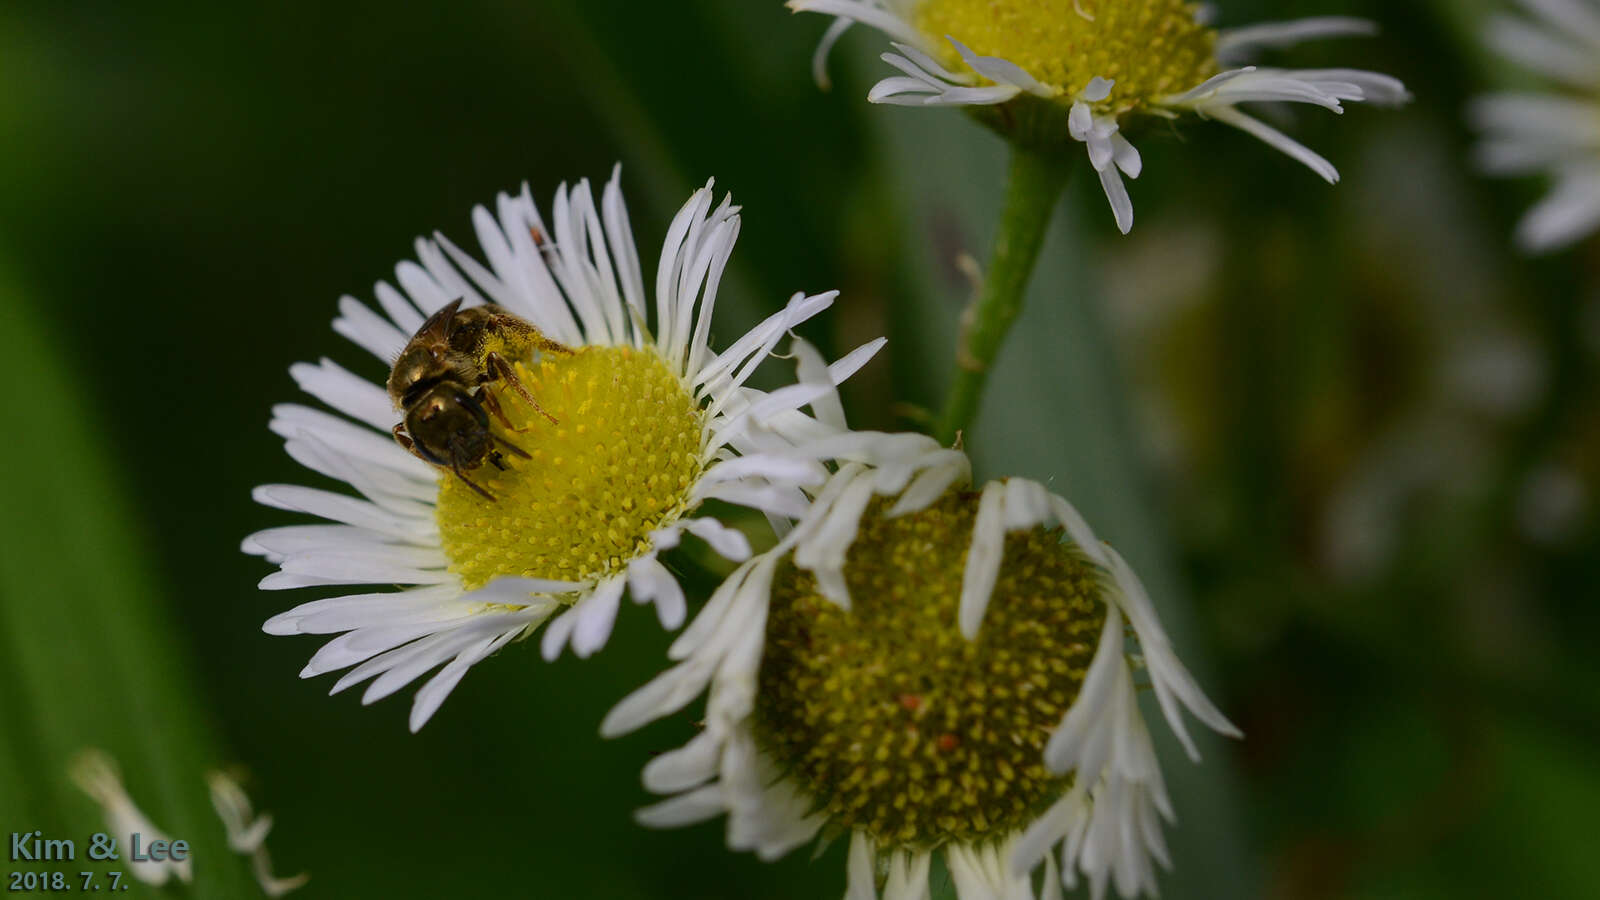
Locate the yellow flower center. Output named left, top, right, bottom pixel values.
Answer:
left=436, top=345, right=705, bottom=590
left=914, top=0, right=1218, bottom=114
left=755, top=492, right=1108, bottom=849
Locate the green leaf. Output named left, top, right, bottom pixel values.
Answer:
left=0, top=263, right=252, bottom=896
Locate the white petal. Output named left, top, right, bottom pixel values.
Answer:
left=1216, top=17, right=1378, bottom=61
left=1487, top=13, right=1600, bottom=86
left=288, top=359, right=395, bottom=431
left=790, top=336, right=847, bottom=430
left=845, top=831, right=878, bottom=900
left=252, top=484, right=433, bottom=544
left=812, top=15, right=854, bottom=90
left=539, top=605, right=580, bottom=661
left=1206, top=106, right=1340, bottom=184
left=788, top=0, right=924, bottom=48
left=627, top=555, right=687, bottom=630
left=684, top=517, right=754, bottom=561
left=1097, top=161, right=1135, bottom=236
left=641, top=729, right=722, bottom=793
left=333, top=295, right=408, bottom=362
left=1103, top=547, right=1242, bottom=760
left=635, top=785, right=726, bottom=828
left=959, top=481, right=1009, bottom=639
left=410, top=625, right=526, bottom=731
left=1081, top=76, right=1115, bottom=103
left=1516, top=0, right=1600, bottom=48
left=1517, top=170, right=1600, bottom=252
left=946, top=36, right=1055, bottom=97
left=571, top=577, right=627, bottom=658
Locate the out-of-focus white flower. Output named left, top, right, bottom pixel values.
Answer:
left=605, top=461, right=1239, bottom=899
left=792, top=0, right=1406, bottom=233
left=1471, top=0, right=1600, bottom=251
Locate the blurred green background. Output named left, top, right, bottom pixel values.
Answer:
left=2, top=0, right=1596, bottom=897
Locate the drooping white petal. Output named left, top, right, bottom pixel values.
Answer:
left=845, top=832, right=878, bottom=900
left=959, top=480, right=1008, bottom=638
left=571, top=576, right=628, bottom=658
left=627, top=555, right=688, bottom=630
left=1102, top=546, right=1242, bottom=760
left=789, top=0, right=925, bottom=49
left=1205, top=105, right=1341, bottom=184
left=1067, top=93, right=1141, bottom=234
left=812, top=15, right=855, bottom=90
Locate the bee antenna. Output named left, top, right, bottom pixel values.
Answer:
left=493, top=432, right=533, bottom=460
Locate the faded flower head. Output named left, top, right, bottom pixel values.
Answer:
left=1470, top=0, right=1600, bottom=252
left=792, top=0, right=1408, bottom=232
left=71, top=751, right=305, bottom=896
left=247, top=167, right=884, bottom=730
left=70, top=750, right=193, bottom=888
left=604, top=447, right=1240, bottom=899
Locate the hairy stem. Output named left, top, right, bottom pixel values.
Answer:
left=934, top=144, right=1071, bottom=446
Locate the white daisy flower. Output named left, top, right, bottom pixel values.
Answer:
left=247, top=166, right=886, bottom=731
left=791, top=0, right=1408, bottom=233
left=1470, top=0, right=1600, bottom=252
left=604, top=459, right=1240, bottom=900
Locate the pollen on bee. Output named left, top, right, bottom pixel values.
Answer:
left=435, top=345, right=706, bottom=589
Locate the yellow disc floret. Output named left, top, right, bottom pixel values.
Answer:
left=755, top=492, right=1108, bottom=850
left=437, top=345, right=705, bottom=589
left=914, top=0, right=1218, bottom=115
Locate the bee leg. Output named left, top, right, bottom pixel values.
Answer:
left=487, top=311, right=573, bottom=358
left=528, top=333, right=573, bottom=357
left=451, top=465, right=496, bottom=502
left=392, top=424, right=438, bottom=465
left=487, top=352, right=559, bottom=426
left=492, top=432, right=532, bottom=460
left=477, top=388, right=519, bottom=432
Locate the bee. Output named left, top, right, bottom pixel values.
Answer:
left=387, top=298, right=571, bottom=501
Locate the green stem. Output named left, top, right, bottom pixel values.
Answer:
left=933, top=143, right=1070, bottom=446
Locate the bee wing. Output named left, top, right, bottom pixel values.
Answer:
left=414, top=297, right=464, bottom=342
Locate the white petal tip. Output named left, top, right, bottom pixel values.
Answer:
left=261, top=617, right=300, bottom=636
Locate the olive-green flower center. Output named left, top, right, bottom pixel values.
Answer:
left=437, top=345, right=705, bottom=590
left=755, top=492, right=1108, bottom=849
left=914, top=0, right=1218, bottom=114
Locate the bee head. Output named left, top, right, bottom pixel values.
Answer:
left=405, top=383, right=493, bottom=469
left=387, top=344, right=445, bottom=405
